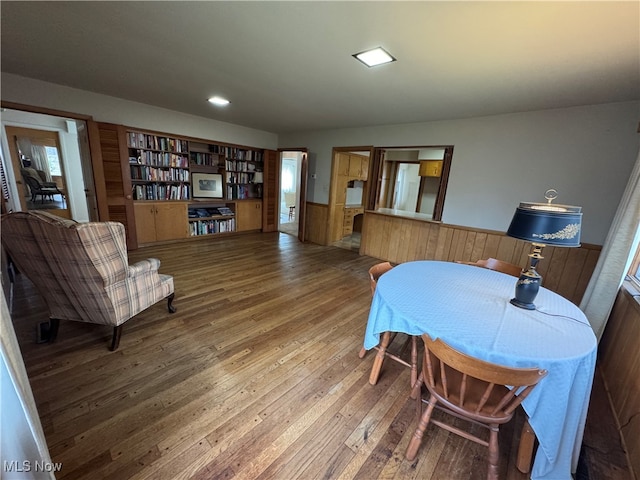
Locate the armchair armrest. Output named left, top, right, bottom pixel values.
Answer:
left=128, top=258, right=161, bottom=277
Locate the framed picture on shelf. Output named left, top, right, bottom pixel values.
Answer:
left=192, top=173, right=223, bottom=198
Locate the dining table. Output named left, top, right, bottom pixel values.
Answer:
left=363, top=260, right=597, bottom=480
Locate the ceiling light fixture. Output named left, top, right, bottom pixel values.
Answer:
left=353, top=47, right=396, bottom=67
left=208, top=96, right=230, bottom=106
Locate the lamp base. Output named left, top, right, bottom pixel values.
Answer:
left=509, top=297, right=536, bottom=310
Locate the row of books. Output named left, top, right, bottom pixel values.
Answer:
left=225, top=160, right=261, bottom=172
left=131, top=151, right=189, bottom=168
left=133, top=184, right=190, bottom=201
left=227, top=172, right=258, bottom=184
left=227, top=148, right=263, bottom=161
left=188, top=206, right=234, bottom=218
left=189, top=218, right=236, bottom=236
left=190, top=152, right=221, bottom=166
left=128, top=133, right=189, bottom=153
left=227, top=184, right=260, bottom=200
left=130, top=166, right=190, bottom=182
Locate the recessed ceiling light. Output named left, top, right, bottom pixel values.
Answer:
left=208, top=96, right=230, bottom=106
left=353, top=47, right=396, bottom=67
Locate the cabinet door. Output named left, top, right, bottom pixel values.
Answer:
left=359, top=157, right=369, bottom=180
left=154, top=203, right=188, bottom=241
left=336, top=153, right=350, bottom=176
left=237, top=200, right=263, bottom=231
left=348, top=156, right=361, bottom=177
left=420, top=160, right=443, bottom=177
left=134, top=203, right=158, bottom=244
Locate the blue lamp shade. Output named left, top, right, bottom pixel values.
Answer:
left=506, top=200, right=582, bottom=310
left=507, top=202, right=582, bottom=247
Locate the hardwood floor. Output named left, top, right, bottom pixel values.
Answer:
left=9, top=232, right=629, bottom=479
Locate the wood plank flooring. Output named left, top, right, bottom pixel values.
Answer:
left=9, top=232, right=629, bottom=479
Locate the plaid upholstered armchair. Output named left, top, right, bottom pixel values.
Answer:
left=1, top=211, right=175, bottom=350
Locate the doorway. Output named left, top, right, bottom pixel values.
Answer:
left=5, top=126, right=71, bottom=218
left=1, top=110, right=95, bottom=221
left=278, top=151, right=303, bottom=237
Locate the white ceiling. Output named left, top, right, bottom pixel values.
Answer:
left=2, top=1, right=639, bottom=135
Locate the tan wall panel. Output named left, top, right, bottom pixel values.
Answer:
left=304, top=202, right=328, bottom=245
left=600, top=288, right=640, bottom=478
left=360, top=212, right=600, bottom=305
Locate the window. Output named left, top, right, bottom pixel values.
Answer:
left=45, top=146, right=61, bottom=176
left=627, top=226, right=640, bottom=287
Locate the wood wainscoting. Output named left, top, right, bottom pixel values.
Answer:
left=599, top=286, right=640, bottom=477
left=303, top=202, right=329, bottom=245
left=360, top=211, right=600, bottom=306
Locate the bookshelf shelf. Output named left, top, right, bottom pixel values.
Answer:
left=128, top=130, right=190, bottom=201
left=188, top=202, right=236, bottom=237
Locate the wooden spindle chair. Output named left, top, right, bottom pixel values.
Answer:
left=359, top=261, right=419, bottom=387
left=406, top=334, right=547, bottom=479
left=457, top=257, right=538, bottom=473
left=458, top=257, right=523, bottom=278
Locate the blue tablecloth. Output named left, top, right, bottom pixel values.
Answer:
left=364, top=260, right=597, bottom=480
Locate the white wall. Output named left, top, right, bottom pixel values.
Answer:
left=1, top=293, right=56, bottom=480
left=1, top=73, right=278, bottom=150
left=2, top=72, right=637, bottom=245
left=280, top=101, right=640, bottom=245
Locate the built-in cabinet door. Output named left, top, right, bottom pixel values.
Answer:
left=236, top=200, right=263, bottom=231
left=155, top=203, right=188, bottom=241
left=134, top=203, right=157, bottom=244
left=134, top=202, right=188, bottom=244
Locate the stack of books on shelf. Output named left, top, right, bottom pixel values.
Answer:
left=131, top=166, right=189, bottom=182
left=128, top=133, right=188, bottom=152
left=133, top=183, right=190, bottom=201
left=189, top=217, right=236, bottom=236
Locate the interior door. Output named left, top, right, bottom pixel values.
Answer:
left=297, top=151, right=308, bottom=242
left=4, top=125, right=71, bottom=218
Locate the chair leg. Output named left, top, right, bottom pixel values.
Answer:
left=517, top=419, right=536, bottom=473
left=410, top=370, right=424, bottom=400
left=167, top=292, right=176, bottom=313
left=110, top=325, right=123, bottom=351
left=369, top=331, right=392, bottom=385
left=406, top=393, right=437, bottom=461
left=410, top=336, right=418, bottom=388
left=48, top=318, right=60, bottom=342
left=487, top=425, right=500, bottom=480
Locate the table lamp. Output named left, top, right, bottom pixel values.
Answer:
left=506, top=189, right=582, bottom=310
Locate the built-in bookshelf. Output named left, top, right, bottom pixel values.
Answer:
left=226, top=148, right=264, bottom=200
left=188, top=202, right=236, bottom=237
left=189, top=142, right=225, bottom=173
left=128, top=131, right=190, bottom=201
left=121, top=127, right=266, bottom=242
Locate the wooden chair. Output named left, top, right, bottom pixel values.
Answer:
left=359, top=261, right=419, bottom=387
left=458, top=257, right=522, bottom=278
left=406, top=334, right=547, bottom=480
left=458, top=257, right=538, bottom=473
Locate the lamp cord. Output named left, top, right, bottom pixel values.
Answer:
left=534, top=308, right=592, bottom=327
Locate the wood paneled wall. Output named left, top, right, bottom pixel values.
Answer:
left=304, top=202, right=329, bottom=245
left=360, top=211, right=600, bottom=306
left=599, top=287, right=640, bottom=478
